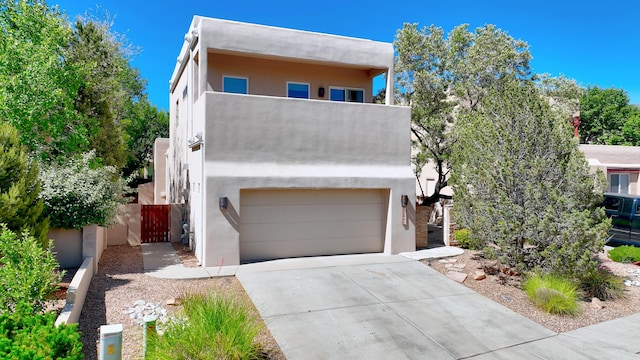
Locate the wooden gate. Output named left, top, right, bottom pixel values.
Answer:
left=141, top=205, right=170, bottom=243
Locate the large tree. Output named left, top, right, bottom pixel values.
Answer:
left=394, top=23, right=532, bottom=203
left=450, top=80, right=609, bottom=278
left=0, top=0, right=87, bottom=159
left=579, top=86, right=636, bottom=145
left=122, top=99, right=169, bottom=177
left=69, top=17, right=146, bottom=170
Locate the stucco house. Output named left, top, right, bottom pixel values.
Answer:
left=165, top=16, right=415, bottom=267
left=581, top=144, right=640, bottom=195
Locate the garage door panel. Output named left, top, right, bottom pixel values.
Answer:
left=241, top=204, right=382, bottom=224
left=240, top=237, right=382, bottom=261
left=240, top=189, right=386, bottom=262
left=241, top=219, right=383, bottom=243
left=241, top=189, right=382, bottom=206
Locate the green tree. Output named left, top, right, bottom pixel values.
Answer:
left=394, top=23, right=532, bottom=203
left=122, top=98, right=169, bottom=177
left=450, top=80, right=610, bottom=278
left=579, top=86, right=634, bottom=144
left=0, top=0, right=88, bottom=159
left=69, top=17, right=146, bottom=170
left=621, top=110, right=640, bottom=145
left=0, top=122, right=48, bottom=244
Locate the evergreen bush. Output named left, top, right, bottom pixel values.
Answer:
left=0, top=122, right=48, bottom=245
left=0, top=303, right=83, bottom=359
left=0, top=225, right=62, bottom=314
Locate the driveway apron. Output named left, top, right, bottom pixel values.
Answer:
left=237, top=256, right=566, bottom=359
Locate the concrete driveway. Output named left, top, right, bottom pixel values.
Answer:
left=236, top=254, right=640, bottom=360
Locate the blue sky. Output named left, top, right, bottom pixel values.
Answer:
left=52, top=0, right=640, bottom=110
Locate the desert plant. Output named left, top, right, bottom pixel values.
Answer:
left=146, top=292, right=262, bottom=360
left=0, top=225, right=62, bottom=314
left=522, top=273, right=580, bottom=315
left=579, top=267, right=625, bottom=301
left=0, top=303, right=83, bottom=359
left=454, top=228, right=481, bottom=249
left=39, top=151, right=129, bottom=229
left=608, top=245, right=640, bottom=263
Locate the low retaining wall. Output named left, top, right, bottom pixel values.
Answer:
left=55, top=257, right=94, bottom=326
left=49, top=226, right=106, bottom=274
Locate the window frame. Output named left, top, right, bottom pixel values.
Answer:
left=328, top=86, right=365, bottom=103
left=286, top=82, right=310, bottom=99
left=609, top=173, right=630, bottom=194
left=222, top=75, right=249, bottom=94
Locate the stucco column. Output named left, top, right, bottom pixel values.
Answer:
left=385, top=68, right=394, bottom=105
left=442, top=204, right=453, bottom=246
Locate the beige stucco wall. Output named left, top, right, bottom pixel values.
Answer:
left=153, top=138, right=170, bottom=204
left=138, top=183, right=154, bottom=205
left=168, top=16, right=408, bottom=267
left=207, top=53, right=375, bottom=102
left=195, top=93, right=414, bottom=266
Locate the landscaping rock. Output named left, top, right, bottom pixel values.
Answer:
left=166, top=298, right=182, bottom=306
left=472, top=271, right=486, bottom=281
left=446, top=271, right=468, bottom=283
left=591, top=298, right=605, bottom=309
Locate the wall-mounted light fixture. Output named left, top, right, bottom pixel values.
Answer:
left=219, top=197, right=228, bottom=211
left=401, top=195, right=409, bottom=226
left=318, top=87, right=325, bottom=98
left=188, top=132, right=203, bottom=151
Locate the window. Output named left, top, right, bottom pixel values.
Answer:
left=329, top=87, right=364, bottom=103
left=603, top=196, right=620, bottom=211
left=287, top=82, right=310, bottom=99
left=610, top=173, right=630, bottom=194
left=223, top=76, right=248, bottom=94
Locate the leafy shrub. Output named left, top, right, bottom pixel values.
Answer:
left=40, top=151, right=129, bottom=229
left=579, top=267, right=625, bottom=301
left=0, top=303, right=83, bottom=359
left=523, top=273, right=580, bottom=315
left=0, top=225, right=62, bottom=314
left=146, top=292, right=262, bottom=360
left=0, top=122, right=49, bottom=245
left=454, top=228, right=480, bottom=249
left=608, top=245, right=640, bottom=263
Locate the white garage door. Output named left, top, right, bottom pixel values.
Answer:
left=240, top=189, right=386, bottom=262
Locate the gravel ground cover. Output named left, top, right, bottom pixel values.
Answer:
left=422, top=249, right=640, bottom=333
left=77, top=245, right=285, bottom=360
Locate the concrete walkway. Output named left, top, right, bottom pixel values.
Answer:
left=142, top=243, right=640, bottom=359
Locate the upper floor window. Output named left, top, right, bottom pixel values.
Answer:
left=610, top=173, right=630, bottom=194
left=223, top=76, right=248, bottom=94
left=287, top=82, right=310, bottom=99
left=329, top=87, right=364, bottom=103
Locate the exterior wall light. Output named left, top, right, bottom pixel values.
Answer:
left=219, top=197, right=228, bottom=210
left=401, top=195, right=409, bottom=226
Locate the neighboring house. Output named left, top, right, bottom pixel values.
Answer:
left=165, top=16, right=415, bottom=267
left=581, top=144, right=640, bottom=195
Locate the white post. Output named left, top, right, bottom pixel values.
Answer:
left=442, top=204, right=453, bottom=246
left=99, top=324, right=123, bottom=360
left=385, top=68, right=394, bottom=105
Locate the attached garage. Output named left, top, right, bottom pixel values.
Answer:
left=240, top=189, right=388, bottom=262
